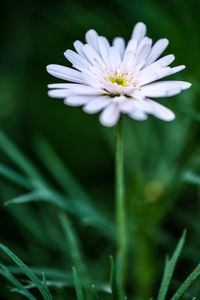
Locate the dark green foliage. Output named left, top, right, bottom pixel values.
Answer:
left=1, top=0, right=200, bottom=299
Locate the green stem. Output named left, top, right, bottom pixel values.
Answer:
left=115, top=117, right=127, bottom=297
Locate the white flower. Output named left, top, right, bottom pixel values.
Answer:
left=47, top=22, right=191, bottom=127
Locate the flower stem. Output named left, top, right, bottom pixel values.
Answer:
left=115, top=117, right=127, bottom=297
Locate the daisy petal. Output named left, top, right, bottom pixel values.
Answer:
left=128, top=110, right=148, bottom=120
left=113, top=37, right=126, bottom=58
left=83, top=96, right=110, bottom=114
left=48, top=83, right=71, bottom=89
left=83, top=44, right=105, bottom=68
left=64, top=50, right=91, bottom=69
left=147, top=99, right=175, bottom=121
left=98, top=36, right=110, bottom=64
left=64, top=96, right=89, bottom=106
left=47, top=64, right=84, bottom=83
left=141, top=81, right=191, bottom=97
left=85, top=29, right=99, bottom=53
left=109, top=46, right=121, bottom=71
left=100, top=104, right=120, bottom=127
left=145, top=38, right=169, bottom=66
left=131, top=22, right=147, bottom=43
left=73, top=40, right=84, bottom=55
left=170, top=65, right=186, bottom=75
left=48, top=89, right=68, bottom=98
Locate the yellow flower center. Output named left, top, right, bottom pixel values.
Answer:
left=108, top=73, right=129, bottom=87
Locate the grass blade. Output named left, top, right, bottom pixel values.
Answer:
left=91, top=284, right=99, bottom=300
left=157, top=230, right=186, bottom=300
left=0, top=131, right=46, bottom=187
left=0, top=244, right=53, bottom=300
left=35, top=136, right=90, bottom=201
left=110, top=256, right=119, bottom=300
left=5, top=189, right=115, bottom=239
left=183, top=171, right=200, bottom=185
left=73, top=267, right=85, bottom=300
left=170, top=264, right=200, bottom=300
left=35, top=137, right=115, bottom=238
left=59, top=214, right=88, bottom=281
left=0, top=264, right=38, bottom=300
left=4, top=190, right=75, bottom=213
left=0, top=164, right=32, bottom=189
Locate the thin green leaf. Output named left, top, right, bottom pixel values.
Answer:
left=11, top=288, right=38, bottom=299
left=7, top=266, right=109, bottom=293
left=0, top=264, right=37, bottom=300
left=0, top=131, right=46, bottom=188
left=0, top=133, right=114, bottom=239
left=0, top=244, right=53, bottom=300
left=73, top=267, right=85, bottom=300
left=35, top=137, right=115, bottom=239
left=7, top=266, right=71, bottom=281
left=35, top=136, right=90, bottom=201
left=0, top=164, right=32, bottom=189
left=110, top=256, right=119, bottom=300
left=91, top=284, right=99, bottom=300
left=5, top=189, right=115, bottom=239
left=4, top=190, right=73, bottom=213
left=183, top=171, right=200, bottom=185
left=59, top=214, right=88, bottom=282
left=170, top=264, right=200, bottom=300
left=157, top=230, right=186, bottom=300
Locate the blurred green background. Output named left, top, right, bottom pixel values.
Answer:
left=1, top=0, right=200, bottom=299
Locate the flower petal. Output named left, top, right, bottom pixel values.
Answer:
left=83, top=44, right=105, bottom=68
left=48, top=89, right=68, bottom=98
left=131, top=22, right=147, bottom=43
left=141, top=81, right=191, bottom=97
left=85, top=29, right=99, bottom=53
left=128, top=110, right=148, bottom=121
left=145, top=38, right=169, bottom=66
left=98, top=36, right=110, bottom=64
left=64, top=50, right=91, bottom=69
left=64, top=96, right=89, bottom=106
left=83, top=96, right=110, bottom=114
left=100, top=104, right=120, bottom=127
left=113, top=37, right=126, bottom=58
left=61, top=84, right=102, bottom=96
left=147, top=99, right=175, bottom=121
left=46, top=64, right=84, bottom=83
left=48, top=83, right=72, bottom=89
left=108, top=46, right=121, bottom=71
left=73, top=40, right=84, bottom=55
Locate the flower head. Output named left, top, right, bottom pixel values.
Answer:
left=47, top=22, right=191, bottom=127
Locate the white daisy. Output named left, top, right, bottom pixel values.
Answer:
left=47, top=22, right=191, bottom=127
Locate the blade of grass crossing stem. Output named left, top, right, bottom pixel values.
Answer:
left=0, top=131, right=46, bottom=187
left=110, top=256, right=119, bottom=300
left=170, top=264, right=200, bottom=300
left=73, top=267, right=85, bottom=300
left=0, top=244, right=53, bottom=300
left=35, top=137, right=90, bottom=201
left=157, top=230, right=186, bottom=300
left=59, top=214, right=89, bottom=282
left=0, top=264, right=37, bottom=300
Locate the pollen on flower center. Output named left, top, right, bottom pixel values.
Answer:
left=107, top=73, right=130, bottom=87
